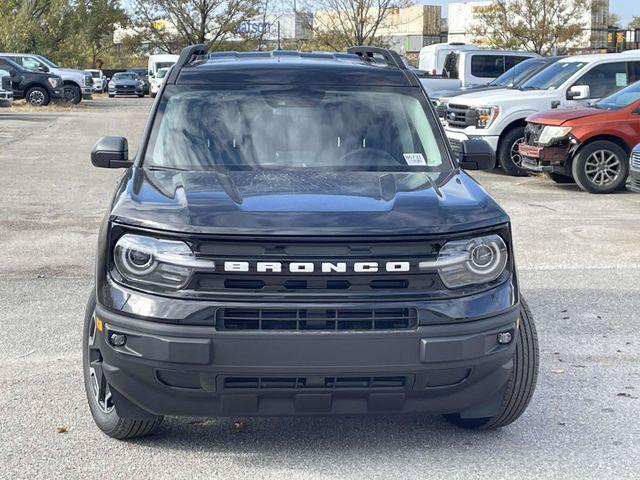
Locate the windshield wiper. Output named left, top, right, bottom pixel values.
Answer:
left=147, top=165, right=191, bottom=172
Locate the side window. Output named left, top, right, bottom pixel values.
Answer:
left=505, top=55, right=529, bottom=70
left=443, top=52, right=459, bottom=79
left=573, top=62, right=629, bottom=99
left=470, top=55, right=505, bottom=78
left=628, top=61, right=640, bottom=83
left=22, top=57, right=44, bottom=71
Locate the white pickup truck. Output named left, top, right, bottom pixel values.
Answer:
left=443, top=52, right=640, bottom=175
left=419, top=49, right=539, bottom=94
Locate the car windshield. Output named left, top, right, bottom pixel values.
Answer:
left=115, top=73, right=138, bottom=80
left=594, top=81, right=640, bottom=110
left=156, top=62, right=175, bottom=70
left=144, top=86, right=451, bottom=172
left=90, top=71, right=101, bottom=78
left=490, top=59, right=545, bottom=87
left=520, top=61, right=587, bottom=90
left=157, top=68, right=170, bottom=79
left=36, top=55, right=57, bottom=68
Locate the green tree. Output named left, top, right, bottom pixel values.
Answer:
left=470, top=0, right=590, bottom=55
left=629, top=16, right=640, bottom=30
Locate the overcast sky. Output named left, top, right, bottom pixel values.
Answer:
left=428, top=0, right=635, bottom=25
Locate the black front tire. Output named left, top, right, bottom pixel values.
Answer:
left=444, top=297, right=539, bottom=430
left=498, top=127, right=529, bottom=176
left=83, top=290, right=164, bottom=439
left=26, top=86, right=50, bottom=106
left=108, top=93, right=115, bottom=98
left=137, top=93, right=144, bottom=98
left=572, top=140, right=628, bottom=193
left=547, top=172, right=575, bottom=184
left=61, top=84, right=82, bottom=104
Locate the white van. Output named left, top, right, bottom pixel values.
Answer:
left=418, top=42, right=477, bottom=75
left=443, top=52, right=640, bottom=175
left=148, top=54, right=179, bottom=80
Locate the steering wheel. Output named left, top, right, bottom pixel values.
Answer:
left=337, top=148, right=398, bottom=167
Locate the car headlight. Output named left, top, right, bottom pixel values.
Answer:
left=537, top=126, right=572, bottom=146
left=475, top=106, right=499, bottom=128
left=108, top=82, right=114, bottom=87
left=113, top=234, right=214, bottom=290
left=419, top=234, right=508, bottom=288
left=47, top=77, right=60, bottom=88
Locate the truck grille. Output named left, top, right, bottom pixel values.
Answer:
left=223, top=375, right=409, bottom=390
left=631, top=151, right=640, bottom=171
left=1, top=75, right=10, bottom=91
left=445, top=104, right=476, bottom=129
left=524, top=123, right=545, bottom=145
left=185, top=236, right=445, bottom=299
left=217, top=307, right=418, bottom=331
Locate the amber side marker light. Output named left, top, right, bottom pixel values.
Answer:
left=95, top=316, right=103, bottom=332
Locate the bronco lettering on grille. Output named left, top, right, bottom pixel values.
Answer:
left=223, top=261, right=411, bottom=273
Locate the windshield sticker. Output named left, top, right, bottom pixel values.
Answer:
left=616, top=72, right=628, bottom=87
left=403, top=153, right=427, bottom=166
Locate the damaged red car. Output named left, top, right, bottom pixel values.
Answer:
left=519, top=80, right=640, bottom=193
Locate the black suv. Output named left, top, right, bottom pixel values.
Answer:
left=0, top=57, right=62, bottom=106
left=85, top=45, right=538, bottom=439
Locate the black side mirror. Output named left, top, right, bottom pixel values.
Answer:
left=8, top=68, right=17, bottom=77
left=457, top=139, right=495, bottom=170
left=91, top=136, right=132, bottom=169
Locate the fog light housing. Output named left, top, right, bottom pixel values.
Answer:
left=497, top=332, right=512, bottom=344
left=109, top=332, right=127, bottom=347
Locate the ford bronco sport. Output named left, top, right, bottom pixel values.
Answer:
left=84, top=45, right=538, bottom=439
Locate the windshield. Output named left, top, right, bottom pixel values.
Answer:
left=595, top=81, right=640, bottom=110
left=490, top=59, right=545, bottom=87
left=520, top=61, right=587, bottom=90
left=35, top=55, right=57, bottom=68
left=90, top=71, right=101, bottom=78
left=144, top=86, right=451, bottom=172
left=156, top=68, right=170, bottom=79
left=114, top=73, right=138, bottom=81
left=156, top=62, right=175, bottom=70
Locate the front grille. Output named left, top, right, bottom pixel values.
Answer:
left=524, top=123, right=545, bottom=145
left=217, top=307, right=418, bottom=331
left=630, top=151, right=640, bottom=171
left=445, top=104, right=476, bottom=129
left=434, top=102, right=447, bottom=119
left=449, top=138, right=462, bottom=160
left=223, top=375, right=408, bottom=390
left=1, top=75, right=10, bottom=91
left=630, top=177, right=640, bottom=192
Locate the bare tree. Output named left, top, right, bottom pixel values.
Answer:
left=132, top=0, right=260, bottom=52
left=469, top=0, right=590, bottom=55
left=305, top=0, right=410, bottom=50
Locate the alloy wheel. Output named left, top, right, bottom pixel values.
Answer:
left=87, top=314, right=115, bottom=414
left=29, top=90, right=45, bottom=106
left=584, top=149, right=621, bottom=186
left=510, top=137, right=525, bottom=167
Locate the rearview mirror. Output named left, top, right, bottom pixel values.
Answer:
left=91, top=136, right=132, bottom=169
left=567, top=85, right=590, bottom=100
left=457, top=139, right=495, bottom=170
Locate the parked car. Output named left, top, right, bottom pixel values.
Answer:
left=630, top=143, right=640, bottom=192
left=84, top=45, right=538, bottom=439
left=431, top=56, right=563, bottom=121
left=518, top=80, right=640, bottom=193
left=0, top=53, right=92, bottom=104
left=419, top=49, right=539, bottom=94
left=87, top=69, right=107, bottom=93
left=0, top=57, right=63, bottom=106
left=126, top=68, right=149, bottom=95
left=149, top=66, right=170, bottom=98
left=418, top=42, right=477, bottom=75
left=444, top=52, right=640, bottom=176
left=0, top=68, right=13, bottom=107
left=108, top=72, right=145, bottom=97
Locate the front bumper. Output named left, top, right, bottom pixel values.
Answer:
left=95, top=297, right=520, bottom=419
left=519, top=143, right=571, bottom=175
left=82, top=85, right=93, bottom=99
left=0, top=90, right=12, bottom=102
left=445, top=129, right=500, bottom=152
left=109, top=86, right=144, bottom=95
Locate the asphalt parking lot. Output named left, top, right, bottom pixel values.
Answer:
left=1, top=96, right=639, bottom=479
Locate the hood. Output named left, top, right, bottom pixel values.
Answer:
left=431, top=85, right=503, bottom=101
left=527, top=107, right=605, bottom=126
left=447, top=88, right=554, bottom=107
left=109, top=168, right=508, bottom=236
left=58, top=67, right=88, bottom=75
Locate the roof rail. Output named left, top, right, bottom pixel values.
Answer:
left=166, top=44, right=209, bottom=84
left=347, top=46, right=407, bottom=70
